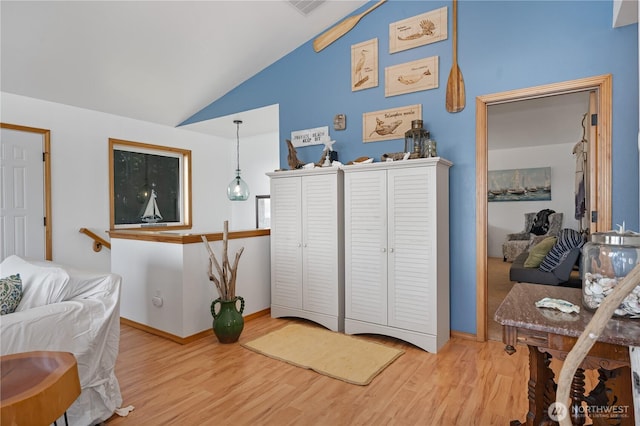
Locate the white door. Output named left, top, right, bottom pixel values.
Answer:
left=0, top=128, right=46, bottom=261
left=344, top=169, right=388, bottom=324
left=301, top=173, right=338, bottom=315
left=387, top=166, right=437, bottom=334
left=270, top=176, right=303, bottom=309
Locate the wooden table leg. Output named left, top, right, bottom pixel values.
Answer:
left=510, top=345, right=556, bottom=426
left=570, top=368, right=586, bottom=425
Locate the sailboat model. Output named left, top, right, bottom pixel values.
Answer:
left=141, top=189, right=163, bottom=223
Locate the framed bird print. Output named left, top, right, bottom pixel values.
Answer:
left=351, top=38, right=378, bottom=92
left=362, top=104, right=422, bottom=143
left=385, top=56, right=439, bottom=97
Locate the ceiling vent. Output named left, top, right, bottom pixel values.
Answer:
left=288, top=0, right=325, bottom=16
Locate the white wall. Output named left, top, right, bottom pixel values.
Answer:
left=227, top=131, right=279, bottom=231
left=488, top=143, right=578, bottom=258
left=0, top=92, right=240, bottom=271
left=112, top=234, right=271, bottom=338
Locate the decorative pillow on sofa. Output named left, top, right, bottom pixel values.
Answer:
left=524, top=237, right=557, bottom=268
left=0, top=255, right=70, bottom=311
left=539, top=229, right=585, bottom=272
left=0, top=274, right=23, bottom=315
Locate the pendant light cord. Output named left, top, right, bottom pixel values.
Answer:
left=234, top=119, right=242, bottom=176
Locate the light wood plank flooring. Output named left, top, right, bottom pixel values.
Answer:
left=106, top=315, right=532, bottom=425
left=488, top=256, right=515, bottom=342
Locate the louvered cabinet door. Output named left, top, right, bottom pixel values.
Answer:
left=344, top=159, right=451, bottom=352
left=387, top=166, right=437, bottom=334
left=301, top=173, right=339, bottom=316
left=344, top=169, right=388, bottom=325
left=270, top=176, right=303, bottom=309
left=268, top=168, right=345, bottom=331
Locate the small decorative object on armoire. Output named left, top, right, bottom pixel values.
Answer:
left=227, top=120, right=250, bottom=201
left=201, top=221, right=245, bottom=343
left=404, top=119, right=429, bottom=158
left=425, top=134, right=437, bottom=158
left=286, top=139, right=305, bottom=170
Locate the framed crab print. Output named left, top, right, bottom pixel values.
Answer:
left=389, top=6, right=448, bottom=53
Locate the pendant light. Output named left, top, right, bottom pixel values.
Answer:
left=227, top=119, right=250, bottom=201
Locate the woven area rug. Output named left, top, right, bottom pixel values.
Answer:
left=241, top=323, right=404, bottom=386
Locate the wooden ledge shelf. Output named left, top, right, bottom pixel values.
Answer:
left=108, top=228, right=270, bottom=245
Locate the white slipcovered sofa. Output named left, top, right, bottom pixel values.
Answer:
left=0, top=255, right=123, bottom=425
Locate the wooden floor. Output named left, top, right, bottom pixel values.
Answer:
left=106, top=315, right=533, bottom=425
left=487, top=256, right=515, bottom=342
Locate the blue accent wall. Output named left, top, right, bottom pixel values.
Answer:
left=182, top=0, right=639, bottom=334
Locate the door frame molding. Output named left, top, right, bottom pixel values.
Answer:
left=475, top=74, right=612, bottom=341
left=1, top=122, right=52, bottom=260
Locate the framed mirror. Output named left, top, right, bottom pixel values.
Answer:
left=109, top=138, right=192, bottom=230
left=255, top=195, right=270, bottom=229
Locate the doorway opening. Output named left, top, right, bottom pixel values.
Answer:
left=475, top=75, right=613, bottom=341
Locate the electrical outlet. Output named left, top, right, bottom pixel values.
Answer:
left=153, top=290, right=163, bottom=307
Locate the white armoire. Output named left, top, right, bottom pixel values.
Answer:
left=267, top=167, right=344, bottom=331
left=343, top=158, right=451, bottom=352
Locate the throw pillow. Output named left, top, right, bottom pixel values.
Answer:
left=524, top=237, right=557, bottom=268
left=0, top=255, right=70, bottom=311
left=0, top=274, right=23, bottom=315
left=539, top=229, right=585, bottom=272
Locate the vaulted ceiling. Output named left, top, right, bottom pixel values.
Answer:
left=1, top=1, right=636, bottom=139
left=1, top=1, right=367, bottom=137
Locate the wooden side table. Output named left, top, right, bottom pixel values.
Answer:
left=495, top=283, right=638, bottom=426
left=1, top=351, right=81, bottom=426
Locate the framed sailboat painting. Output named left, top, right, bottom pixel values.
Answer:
left=487, top=167, right=551, bottom=202
left=109, top=138, right=192, bottom=230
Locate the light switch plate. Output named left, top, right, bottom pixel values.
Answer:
left=333, top=114, right=346, bottom=130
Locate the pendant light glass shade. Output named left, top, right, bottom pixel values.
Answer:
left=227, top=170, right=250, bottom=201
left=227, top=120, right=250, bottom=201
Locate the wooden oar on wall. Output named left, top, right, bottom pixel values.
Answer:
left=445, top=0, right=465, bottom=113
left=313, top=0, right=386, bottom=53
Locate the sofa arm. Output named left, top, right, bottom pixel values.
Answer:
left=1, top=301, right=90, bottom=358
left=506, top=232, right=531, bottom=241
left=551, top=248, right=581, bottom=282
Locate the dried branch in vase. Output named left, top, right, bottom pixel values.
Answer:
left=201, top=220, right=245, bottom=300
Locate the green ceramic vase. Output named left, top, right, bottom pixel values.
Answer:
left=211, top=296, right=245, bottom=343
